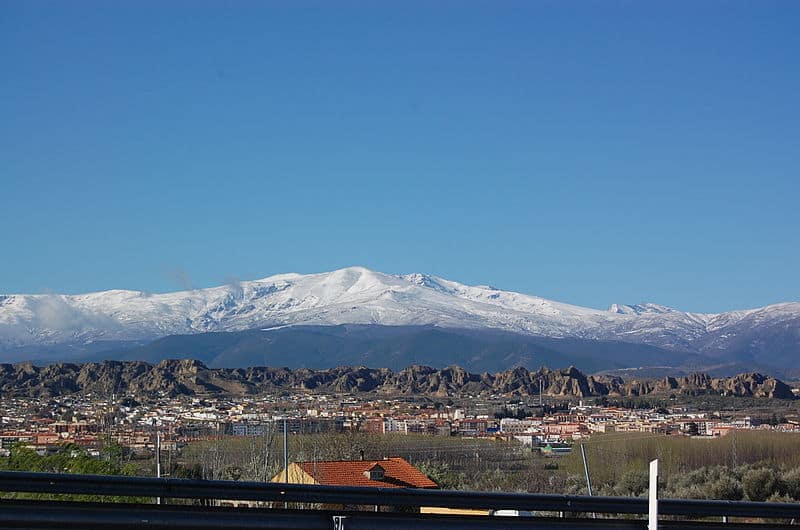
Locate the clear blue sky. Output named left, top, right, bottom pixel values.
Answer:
left=2, top=1, right=798, bottom=313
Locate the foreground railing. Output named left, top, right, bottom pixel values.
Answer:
left=0, top=471, right=797, bottom=529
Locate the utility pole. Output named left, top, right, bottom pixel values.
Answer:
left=580, top=444, right=593, bottom=496
left=153, top=418, right=162, bottom=505
left=282, top=417, right=290, bottom=510
left=580, top=443, right=596, bottom=518
left=166, top=425, right=172, bottom=477
left=539, top=379, right=544, bottom=407
left=156, top=429, right=162, bottom=480
left=283, top=418, right=289, bottom=483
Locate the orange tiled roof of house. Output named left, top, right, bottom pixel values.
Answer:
left=296, top=457, right=438, bottom=489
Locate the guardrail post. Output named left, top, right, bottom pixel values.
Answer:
left=648, top=459, right=658, bottom=530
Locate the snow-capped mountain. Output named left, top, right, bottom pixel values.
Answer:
left=1, top=267, right=798, bottom=371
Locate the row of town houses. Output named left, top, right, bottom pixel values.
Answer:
left=2, top=395, right=799, bottom=457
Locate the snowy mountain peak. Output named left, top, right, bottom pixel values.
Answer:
left=400, top=273, right=453, bottom=293
left=1, top=267, right=798, bottom=369
left=608, top=303, right=678, bottom=315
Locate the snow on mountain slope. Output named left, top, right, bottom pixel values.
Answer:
left=0, top=267, right=798, bottom=360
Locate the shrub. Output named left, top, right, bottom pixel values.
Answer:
left=706, top=476, right=743, bottom=500
left=780, top=467, right=800, bottom=500
left=742, top=468, right=778, bottom=502
left=616, top=469, right=649, bottom=496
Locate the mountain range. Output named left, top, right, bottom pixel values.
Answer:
left=1, top=267, right=798, bottom=376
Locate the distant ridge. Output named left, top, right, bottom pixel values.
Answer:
left=1, top=267, right=798, bottom=375
left=0, top=359, right=793, bottom=400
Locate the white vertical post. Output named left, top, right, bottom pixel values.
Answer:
left=648, top=459, right=659, bottom=530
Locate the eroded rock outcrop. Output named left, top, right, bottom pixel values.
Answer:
left=0, top=361, right=793, bottom=399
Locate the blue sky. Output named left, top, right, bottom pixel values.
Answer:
left=2, top=1, right=798, bottom=313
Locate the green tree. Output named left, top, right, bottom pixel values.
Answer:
left=742, top=468, right=778, bottom=502
left=616, top=469, right=649, bottom=497
left=780, top=467, right=800, bottom=500
left=415, top=460, right=463, bottom=490
left=0, top=443, right=141, bottom=502
left=706, top=476, right=743, bottom=500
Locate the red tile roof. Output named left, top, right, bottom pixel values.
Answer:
left=297, top=457, right=438, bottom=489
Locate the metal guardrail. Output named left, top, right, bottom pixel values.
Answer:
left=0, top=471, right=798, bottom=519
left=0, top=499, right=794, bottom=530
left=0, top=470, right=648, bottom=514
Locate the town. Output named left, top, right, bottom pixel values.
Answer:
left=3, top=389, right=799, bottom=460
